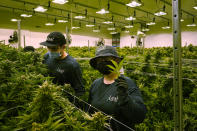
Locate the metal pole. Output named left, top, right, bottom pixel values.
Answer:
left=17, top=20, right=21, bottom=48
left=143, top=37, right=145, bottom=54
left=88, top=40, right=90, bottom=55
left=23, top=35, right=26, bottom=47
left=172, top=0, right=183, bottom=131
left=66, top=26, right=69, bottom=54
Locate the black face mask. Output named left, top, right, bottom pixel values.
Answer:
left=96, top=61, right=115, bottom=75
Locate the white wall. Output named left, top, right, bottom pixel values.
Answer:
left=120, top=35, right=137, bottom=48
left=120, top=32, right=197, bottom=48
left=0, top=28, right=112, bottom=48
left=0, top=28, right=197, bottom=48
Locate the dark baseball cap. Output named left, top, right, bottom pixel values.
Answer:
left=90, top=45, right=123, bottom=69
left=40, top=32, right=66, bottom=46
left=23, top=46, right=35, bottom=52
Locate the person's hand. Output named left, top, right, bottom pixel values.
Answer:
left=115, top=76, right=128, bottom=96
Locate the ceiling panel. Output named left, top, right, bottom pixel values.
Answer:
left=0, top=0, right=196, bottom=38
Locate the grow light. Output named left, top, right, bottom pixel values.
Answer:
left=142, top=28, right=150, bottom=32
left=11, top=19, right=18, bottom=22
left=125, top=25, right=134, bottom=28
left=110, top=32, right=118, bottom=34
left=96, top=9, right=109, bottom=14
left=52, top=0, right=68, bottom=4
left=186, top=23, right=197, bottom=27
left=193, top=6, right=197, bottom=10
left=86, top=24, right=95, bottom=27
left=126, top=0, right=142, bottom=7
left=72, top=27, right=80, bottom=29
left=58, top=20, right=68, bottom=23
left=107, top=28, right=116, bottom=30
left=125, top=16, right=136, bottom=21
left=154, top=11, right=167, bottom=16
left=146, top=22, right=156, bottom=26
left=74, top=16, right=86, bottom=19
left=93, top=30, right=100, bottom=32
left=102, top=21, right=113, bottom=24
left=34, top=6, right=47, bottom=12
left=162, top=26, right=171, bottom=29
left=45, top=23, right=54, bottom=26
left=21, top=14, right=32, bottom=18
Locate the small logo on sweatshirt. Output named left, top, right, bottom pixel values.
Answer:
left=107, top=95, right=118, bottom=102
left=56, top=68, right=64, bottom=74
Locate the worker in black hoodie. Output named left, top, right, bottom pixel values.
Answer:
left=88, top=45, right=147, bottom=131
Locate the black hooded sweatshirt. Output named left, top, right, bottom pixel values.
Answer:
left=88, top=75, right=147, bottom=131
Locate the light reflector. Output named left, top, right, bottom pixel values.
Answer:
left=86, top=24, right=95, bottom=27
left=154, top=11, right=167, bottom=16
left=102, top=21, right=113, bottom=24
left=125, top=25, right=134, bottom=28
left=45, top=23, right=54, bottom=26
left=21, top=14, right=32, bottom=17
left=96, top=9, right=109, bottom=14
left=52, top=0, right=68, bottom=4
left=126, top=1, right=142, bottom=7
left=58, top=20, right=68, bottom=23
left=125, top=16, right=136, bottom=21
left=34, top=6, right=47, bottom=12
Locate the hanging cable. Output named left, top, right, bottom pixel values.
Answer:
left=108, top=0, right=110, bottom=10
left=0, top=106, right=22, bottom=114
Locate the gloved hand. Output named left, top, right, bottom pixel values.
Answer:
left=115, top=76, right=129, bottom=106
left=115, top=76, right=128, bottom=96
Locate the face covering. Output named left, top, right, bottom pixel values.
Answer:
left=48, top=52, right=61, bottom=59
left=96, top=61, right=115, bottom=75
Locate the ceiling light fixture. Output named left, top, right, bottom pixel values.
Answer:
left=11, top=19, right=18, bottom=22
left=186, top=23, right=196, bottom=27
left=52, top=0, right=68, bottom=4
left=52, top=0, right=68, bottom=5
left=103, top=21, right=113, bottom=24
left=125, top=31, right=130, bottom=33
left=110, top=32, right=118, bottom=34
left=74, top=16, right=86, bottom=19
left=137, top=30, right=144, bottom=35
left=21, top=14, right=32, bottom=18
left=154, top=11, right=167, bottom=16
left=162, top=26, right=171, bottom=29
left=162, top=21, right=170, bottom=29
left=34, top=6, right=47, bottom=12
left=107, top=27, right=116, bottom=30
left=96, top=9, right=109, bottom=14
left=72, top=26, right=80, bottom=29
left=181, top=19, right=184, bottom=22
left=45, top=23, right=54, bottom=26
left=146, top=22, right=156, bottom=26
left=93, top=29, right=100, bottom=32
left=126, top=0, right=142, bottom=7
left=142, top=28, right=150, bottom=32
left=86, top=24, right=95, bottom=27
left=125, top=25, right=134, bottom=28
left=193, top=6, right=197, bottom=10
left=187, top=17, right=196, bottom=27
left=125, top=16, right=136, bottom=21
left=58, top=20, right=68, bottom=23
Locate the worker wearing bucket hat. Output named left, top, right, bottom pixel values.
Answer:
left=40, top=32, right=85, bottom=96
left=88, top=45, right=147, bottom=130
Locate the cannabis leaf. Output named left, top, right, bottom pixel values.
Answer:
left=107, top=58, right=125, bottom=77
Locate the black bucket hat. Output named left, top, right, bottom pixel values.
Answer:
left=40, top=32, right=66, bottom=46
left=90, top=45, right=123, bottom=69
